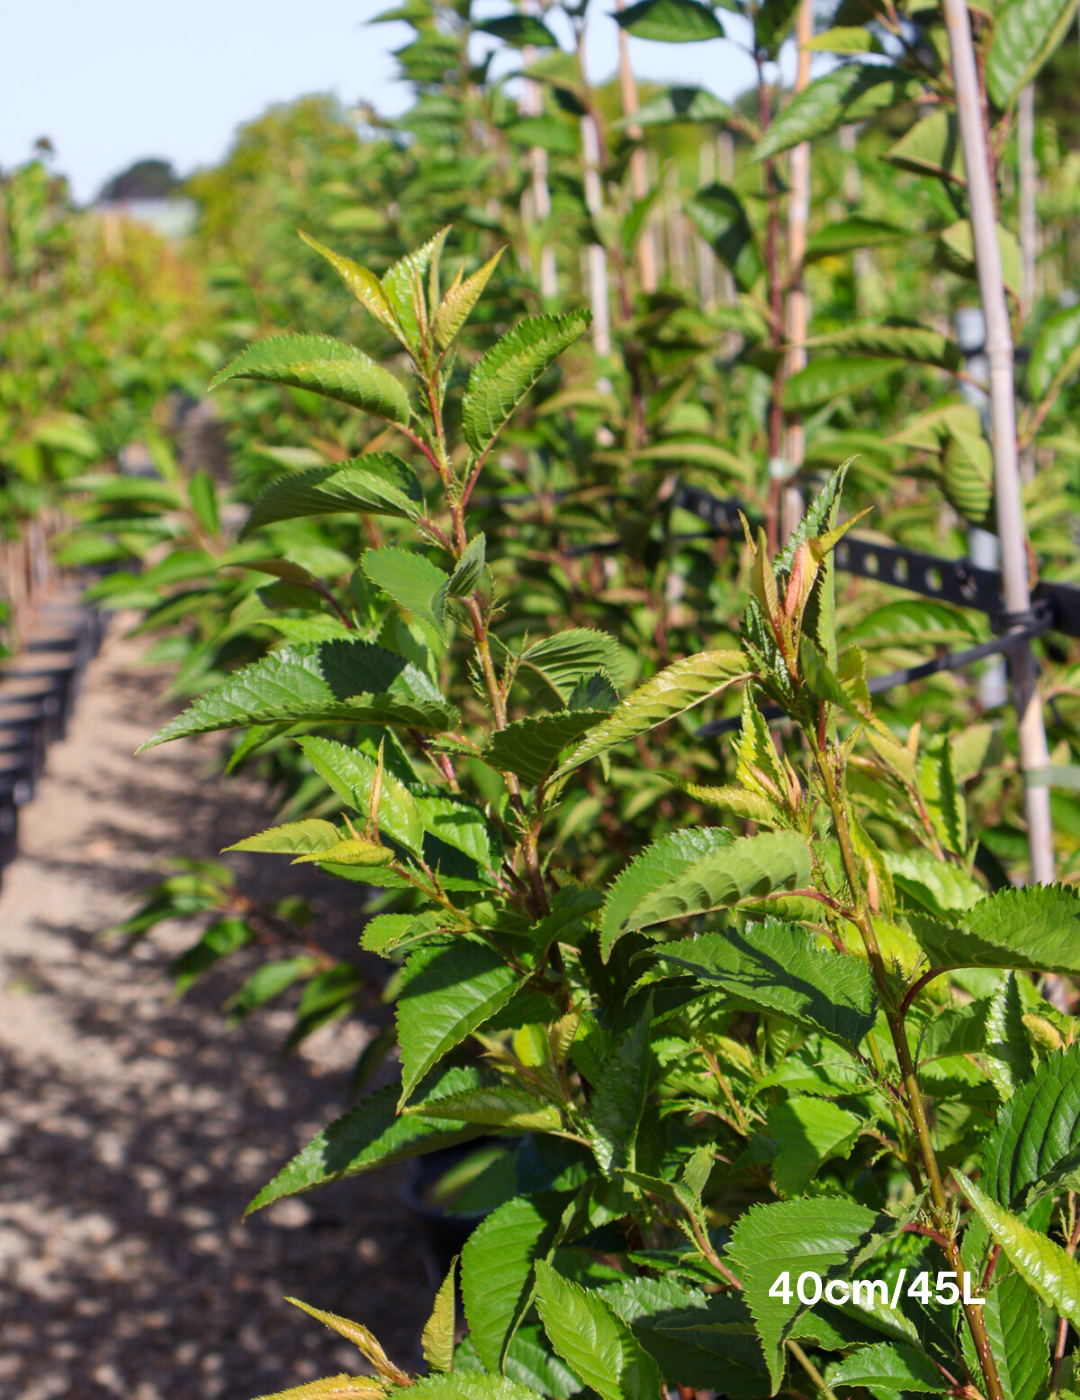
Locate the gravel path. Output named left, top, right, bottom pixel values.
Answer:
left=0, top=623, right=431, bottom=1400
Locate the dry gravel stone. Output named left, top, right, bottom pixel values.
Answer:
left=0, top=623, right=431, bottom=1400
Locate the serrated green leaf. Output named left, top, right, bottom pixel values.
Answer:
left=657, top=918, right=879, bottom=1048
left=615, top=831, right=812, bottom=934
left=782, top=356, right=903, bottom=410
left=765, top=1098, right=862, bottom=1197
left=397, top=940, right=525, bottom=1104
left=517, top=630, right=628, bottom=705
left=1029, top=302, right=1080, bottom=400
left=588, top=995, right=653, bottom=1174
left=803, top=218, right=912, bottom=262
left=959, top=1261, right=1049, bottom=1400
left=685, top=185, right=762, bottom=292
left=942, top=424, right=993, bottom=525
left=955, top=1170, right=1080, bottom=1332
left=362, top=546, right=451, bottom=644
left=982, top=1041, right=1080, bottom=1209
left=601, top=828, right=734, bottom=960
left=462, top=312, right=589, bottom=455
left=381, top=228, right=449, bottom=351
left=615, top=0, right=724, bottom=40
left=423, top=1258, right=458, bottom=1374
left=408, top=1376, right=547, bottom=1400
left=884, top=110, right=965, bottom=186
left=477, top=13, right=559, bottom=45
left=936, top=220, right=1022, bottom=301
left=298, top=230, right=401, bottom=338
left=727, top=1197, right=893, bottom=1389
left=449, top=534, right=486, bottom=597
left=139, top=638, right=457, bottom=748
left=246, top=1069, right=490, bottom=1212
left=487, top=710, right=612, bottom=787
left=409, top=1083, right=563, bottom=1130
left=533, top=1261, right=662, bottom=1400
left=241, top=458, right=424, bottom=537
left=553, top=650, right=749, bottom=779
left=621, top=85, right=729, bottom=127
left=829, top=1341, right=945, bottom=1391
left=209, top=333, right=411, bottom=426
left=805, top=322, right=962, bottom=371
left=987, top=0, right=1078, bottom=109
left=295, top=736, right=425, bottom=855
left=496, top=1324, right=584, bottom=1399
left=226, top=819, right=342, bottom=855
left=435, top=250, right=505, bottom=348
left=226, top=957, right=318, bottom=1020
left=461, top=1194, right=567, bottom=1372
left=910, top=884, right=1080, bottom=977
left=753, top=65, right=919, bottom=162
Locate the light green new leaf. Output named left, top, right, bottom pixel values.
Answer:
left=138, top=638, right=458, bottom=748
left=552, top=650, right=749, bottom=780
left=486, top=710, right=613, bottom=787
left=982, top=1041, right=1080, bottom=1209
left=987, top=0, right=1079, bottom=110
left=909, top=884, right=1080, bottom=978
left=292, top=837, right=393, bottom=867
left=588, top=995, right=653, bottom=1174
left=209, top=334, right=411, bottom=426
left=955, top=1170, right=1080, bottom=1332
left=226, top=819, right=342, bottom=856
left=1029, top=302, right=1080, bottom=400
left=804, top=24, right=884, bottom=50
left=601, top=828, right=734, bottom=960
left=765, top=1098, right=862, bottom=1197
left=298, top=230, right=401, bottom=338
left=533, top=1261, right=662, bottom=1400
left=397, top=939, right=525, bottom=1104
left=656, top=918, right=879, bottom=1048
left=434, top=249, right=504, bottom=348
left=241, top=458, right=424, bottom=537
left=615, top=831, right=812, bottom=934
left=422, top=1258, right=458, bottom=1374
left=362, top=547, right=451, bottom=644
left=251, top=1376, right=385, bottom=1400
left=449, top=534, right=486, bottom=596
left=461, top=1194, right=566, bottom=1372
left=782, top=357, right=903, bottom=410
left=409, top=1376, right=548, bottom=1400
left=296, top=736, right=424, bottom=856
left=942, top=425, right=993, bottom=525
left=685, top=185, right=762, bottom=292
left=381, top=228, right=450, bottom=350
left=728, top=1197, right=894, bottom=1390
left=614, top=0, right=724, bottom=42
left=829, top=1342, right=945, bottom=1392
left=462, top=312, right=589, bottom=455
left=246, top=1068, right=490, bottom=1212
left=753, top=65, right=919, bottom=162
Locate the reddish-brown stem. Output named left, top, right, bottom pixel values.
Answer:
left=899, top=967, right=949, bottom=1019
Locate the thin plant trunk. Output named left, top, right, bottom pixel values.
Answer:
left=943, top=0, right=1055, bottom=886
left=581, top=113, right=612, bottom=357
left=780, top=0, right=814, bottom=541
left=615, top=0, right=658, bottom=293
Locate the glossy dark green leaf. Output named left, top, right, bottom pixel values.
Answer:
left=753, top=65, right=919, bottom=162
left=241, top=457, right=424, bottom=537
left=685, top=185, right=762, bottom=292
left=615, top=0, right=724, bottom=43
left=982, top=1041, right=1080, bottom=1209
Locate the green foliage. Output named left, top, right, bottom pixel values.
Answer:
left=982, top=1041, right=1080, bottom=1208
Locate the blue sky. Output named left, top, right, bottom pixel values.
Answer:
left=6, top=1, right=763, bottom=203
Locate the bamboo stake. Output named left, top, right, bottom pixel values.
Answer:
left=942, top=0, right=1055, bottom=884
left=581, top=113, right=613, bottom=356
left=780, top=0, right=814, bottom=540
left=615, top=0, right=658, bottom=293
left=1018, top=83, right=1037, bottom=319
left=697, top=142, right=717, bottom=309
left=520, top=46, right=558, bottom=299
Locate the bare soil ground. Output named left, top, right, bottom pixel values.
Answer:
left=0, top=623, right=431, bottom=1400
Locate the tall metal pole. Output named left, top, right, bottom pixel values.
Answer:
left=942, top=0, right=1055, bottom=883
